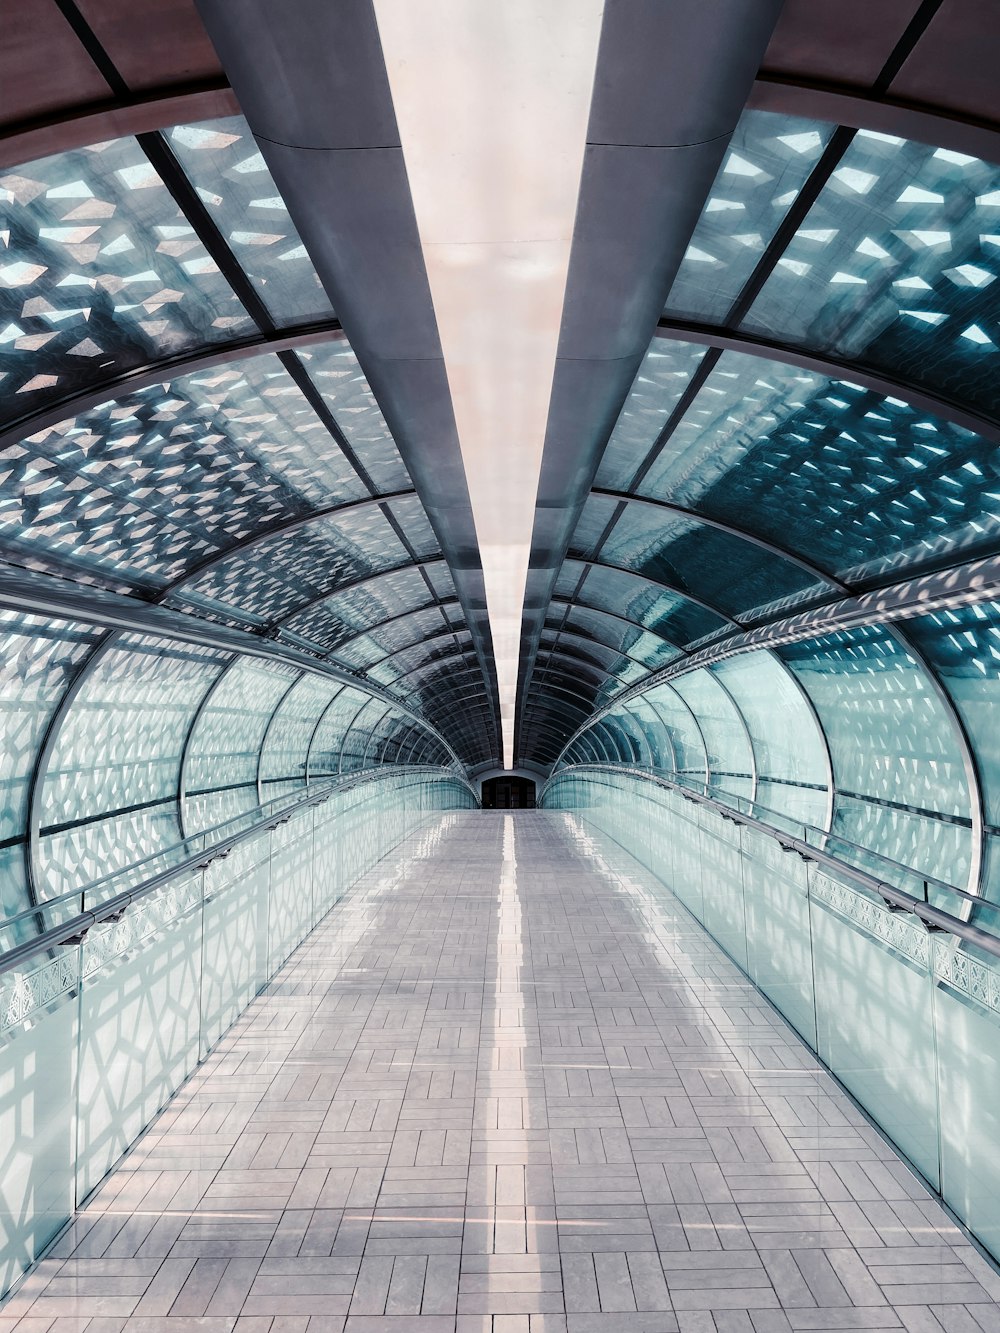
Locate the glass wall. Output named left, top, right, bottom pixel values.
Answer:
left=0, top=769, right=475, bottom=1301
left=555, top=618, right=985, bottom=896
left=0, top=610, right=464, bottom=935
left=542, top=768, right=1000, bottom=1265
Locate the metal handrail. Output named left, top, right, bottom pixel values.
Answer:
left=0, top=765, right=476, bottom=979
left=543, top=764, right=1000, bottom=963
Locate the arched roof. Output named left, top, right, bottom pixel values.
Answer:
left=4, top=0, right=1000, bottom=906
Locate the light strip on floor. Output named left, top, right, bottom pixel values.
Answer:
left=373, top=0, right=605, bottom=768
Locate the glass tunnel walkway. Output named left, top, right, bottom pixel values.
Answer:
left=3, top=809, right=1000, bottom=1330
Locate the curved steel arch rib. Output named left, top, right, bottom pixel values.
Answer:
left=653, top=321, right=1000, bottom=446
left=0, top=323, right=347, bottom=456
left=748, top=75, right=1000, bottom=172
left=0, top=81, right=240, bottom=171
left=561, top=557, right=742, bottom=631
left=550, top=596, right=690, bottom=655
left=589, top=489, right=848, bottom=595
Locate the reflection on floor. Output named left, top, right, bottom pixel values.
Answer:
left=4, top=811, right=999, bottom=1331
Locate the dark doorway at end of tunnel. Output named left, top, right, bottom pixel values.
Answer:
left=481, top=776, right=536, bottom=809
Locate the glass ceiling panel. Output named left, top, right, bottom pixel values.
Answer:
left=259, top=674, right=335, bottom=785
left=173, top=506, right=412, bottom=627
left=284, top=565, right=435, bottom=653
left=741, top=129, right=1000, bottom=421
left=595, top=340, right=707, bottom=490
left=309, top=685, right=369, bottom=775
left=332, top=606, right=448, bottom=671
left=0, top=136, right=253, bottom=427
left=537, top=631, right=639, bottom=681
left=664, top=110, right=835, bottom=325
left=423, top=562, right=458, bottom=602
left=635, top=348, right=999, bottom=586
left=298, top=342, right=412, bottom=494
left=385, top=493, right=439, bottom=559
left=566, top=559, right=725, bottom=647
left=552, top=607, right=678, bottom=671
left=3, top=352, right=368, bottom=592
left=574, top=493, right=832, bottom=622
left=167, top=118, right=335, bottom=328
left=373, top=637, right=474, bottom=688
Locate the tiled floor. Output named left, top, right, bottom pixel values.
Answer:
left=4, top=810, right=1000, bottom=1333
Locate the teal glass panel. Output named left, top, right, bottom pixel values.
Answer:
left=330, top=605, right=445, bottom=672
left=0, top=611, right=98, bottom=847
left=298, top=341, right=412, bottom=494
left=259, top=675, right=337, bottom=790
left=0, top=960, right=78, bottom=1298
left=12, top=354, right=368, bottom=593
left=595, top=340, right=707, bottom=489
left=174, top=504, right=411, bottom=628
left=809, top=867, right=939, bottom=1186
left=267, top=811, right=314, bottom=972
left=633, top=349, right=996, bottom=586
left=538, top=635, right=641, bottom=688
left=309, top=687, right=371, bottom=775
left=76, top=870, right=203, bottom=1196
left=711, top=651, right=828, bottom=789
left=167, top=118, right=335, bottom=326
left=664, top=111, right=835, bottom=324
left=643, top=683, right=708, bottom=778
left=742, top=130, right=1000, bottom=421
left=695, top=804, right=750, bottom=970
left=670, top=667, right=753, bottom=795
left=575, top=494, right=831, bottom=623
left=778, top=626, right=973, bottom=883
left=741, top=824, right=817, bottom=1044
left=286, top=566, right=437, bottom=659
left=601, top=708, right=652, bottom=765
left=38, top=635, right=227, bottom=896
left=626, top=698, right=676, bottom=771
left=183, top=659, right=299, bottom=831
left=829, top=798, right=972, bottom=890
left=935, top=941, right=1000, bottom=1258
left=200, top=838, right=270, bottom=1054
left=558, top=607, right=679, bottom=672
left=907, top=601, right=1000, bottom=825
left=0, top=136, right=252, bottom=427
left=564, top=559, right=728, bottom=648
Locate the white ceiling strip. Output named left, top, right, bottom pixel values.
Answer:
left=373, top=0, right=604, bottom=767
